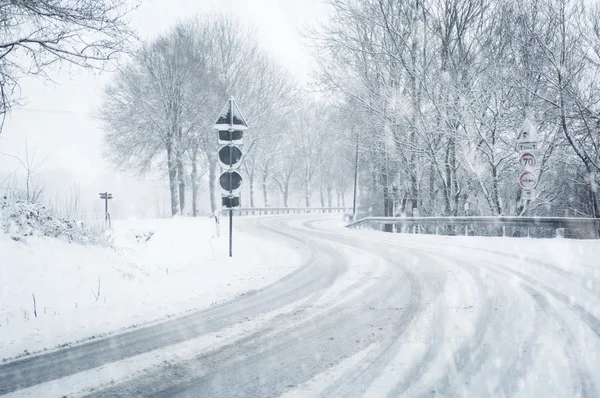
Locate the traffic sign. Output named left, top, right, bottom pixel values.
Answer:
left=519, top=171, right=538, bottom=189
left=218, top=129, right=244, bottom=145
left=518, top=142, right=538, bottom=152
left=519, top=152, right=537, bottom=169
left=522, top=189, right=537, bottom=201
left=222, top=196, right=240, bottom=208
left=219, top=170, right=243, bottom=195
left=218, top=145, right=243, bottom=169
left=516, top=118, right=540, bottom=143
left=213, top=97, right=248, bottom=131
left=214, top=97, right=248, bottom=257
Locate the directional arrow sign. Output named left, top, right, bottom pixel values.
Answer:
left=218, top=145, right=243, bottom=169
left=519, top=152, right=537, bottom=169
left=519, top=171, right=538, bottom=189
left=213, top=96, right=248, bottom=131
left=219, top=170, right=243, bottom=195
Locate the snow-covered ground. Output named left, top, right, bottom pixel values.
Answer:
left=3, top=214, right=600, bottom=397
left=0, top=216, right=301, bottom=361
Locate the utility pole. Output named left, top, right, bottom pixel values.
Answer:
left=352, top=130, right=360, bottom=222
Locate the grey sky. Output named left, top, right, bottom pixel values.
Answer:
left=0, top=0, right=327, bottom=218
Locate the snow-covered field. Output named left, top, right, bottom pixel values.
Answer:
left=0, top=216, right=301, bottom=361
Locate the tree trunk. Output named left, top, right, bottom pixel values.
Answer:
left=305, top=179, right=311, bottom=207
left=191, top=157, right=198, bottom=217
left=491, top=164, right=502, bottom=215
left=327, top=185, right=332, bottom=208
left=249, top=174, right=255, bottom=208
left=262, top=170, right=270, bottom=207
left=588, top=171, right=599, bottom=219
left=283, top=184, right=289, bottom=207
left=320, top=181, right=325, bottom=207
left=177, top=156, right=185, bottom=215
left=383, top=181, right=393, bottom=232
left=167, top=145, right=179, bottom=216
left=444, top=139, right=453, bottom=216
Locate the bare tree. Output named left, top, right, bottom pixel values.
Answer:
left=0, top=0, right=136, bottom=131
left=0, top=142, right=50, bottom=202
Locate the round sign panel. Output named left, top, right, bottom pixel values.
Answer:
left=519, top=152, right=537, bottom=169
left=218, top=145, right=243, bottom=169
left=219, top=171, right=243, bottom=195
left=519, top=171, right=538, bottom=189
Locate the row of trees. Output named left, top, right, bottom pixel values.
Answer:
left=309, top=0, right=600, bottom=219
left=99, top=15, right=354, bottom=215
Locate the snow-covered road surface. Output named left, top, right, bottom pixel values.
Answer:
left=1, top=214, right=600, bottom=397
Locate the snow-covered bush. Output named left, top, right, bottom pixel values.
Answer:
left=1, top=196, right=106, bottom=245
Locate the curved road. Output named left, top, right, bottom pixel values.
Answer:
left=1, top=214, right=600, bottom=397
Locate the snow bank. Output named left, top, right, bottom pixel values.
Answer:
left=0, top=216, right=300, bottom=361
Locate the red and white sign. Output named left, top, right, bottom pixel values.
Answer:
left=519, top=171, right=538, bottom=189
left=519, top=152, right=537, bottom=169
left=516, top=119, right=540, bottom=144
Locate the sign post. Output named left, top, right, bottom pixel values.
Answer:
left=98, top=192, right=113, bottom=227
left=213, top=96, right=248, bottom=257
left=516, top=119, right=541, bottom=214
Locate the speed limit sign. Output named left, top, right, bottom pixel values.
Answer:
left=519, top=152, right=536, bottom=169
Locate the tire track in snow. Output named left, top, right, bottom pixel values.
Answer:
left=390, top=241, right=597, bottom=397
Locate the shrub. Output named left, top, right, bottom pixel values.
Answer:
left=1, top=196, right=106, bottom=245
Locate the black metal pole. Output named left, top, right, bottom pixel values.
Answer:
left=352, top=132, right=360, bottom=222
left=229, top=208, right=233, bottom=257
left=104, top=192, right=108, bottom=221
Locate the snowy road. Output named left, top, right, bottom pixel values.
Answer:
left=2, top=214, right=600, bottom=397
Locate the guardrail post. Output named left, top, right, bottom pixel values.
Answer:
left=556, top=228, right=565, bottom=238
left=435, top=225, right=439, bottom=235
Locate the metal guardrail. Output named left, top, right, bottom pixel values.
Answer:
left=346, top=216, right=600, bottom=229
left=215, top=207, right=347, bottom=217
left=346, top=216, right=600, bottom=239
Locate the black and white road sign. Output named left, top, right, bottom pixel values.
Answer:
left=219, top=170, right=243, bottom=195
left=519, top=152, right=536, bottom=169
left=222, top=196, right=240, bottom=208
left=519, top=171, right=538, bottom=189
left=518, top=142, right=538, bottom=152
left=218, top=129, right=244, bottom=145
left=214, top=97, right=248, bottom=132
left=218, top=145, right=243, bottom=169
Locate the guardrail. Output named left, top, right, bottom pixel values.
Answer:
left=215, top=207, right=347, bottom=216
left=346, top=216, right=600, bottom=238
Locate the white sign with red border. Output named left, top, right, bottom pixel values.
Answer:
left=519, top=171, right=538, bottom=189
left=519, top=152, right=537, bottom=169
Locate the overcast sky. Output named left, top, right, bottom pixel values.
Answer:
left=0, top=0, right=328, bottom=218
